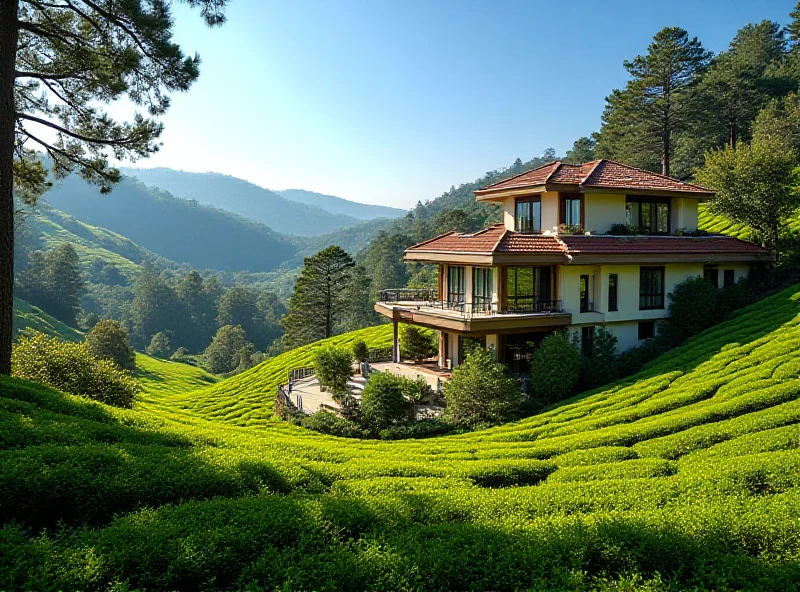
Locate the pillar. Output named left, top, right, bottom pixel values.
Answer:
left=392, top=319, right=400, bottom=363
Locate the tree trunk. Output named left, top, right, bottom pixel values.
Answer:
left=662, top=124, right=670, bottom=177
left=729, top=120, right=736, bottom=149
left=0, top=1, right=19, bottom=375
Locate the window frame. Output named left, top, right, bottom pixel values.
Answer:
left=625, top=196, right=671, bottom=234
left=639, top=266, right=665, bottom=310
left=723, top=269, right=735, bottom=288
left=559, top=193, right=584, bottom=229
left=447, top=265, right=466, bottom=304
left=505, top=266, right=553, bottom=311
left=514, top=197, right=542, bottom=234
left=472, top=267, right=493, bottom=308
left=579, top=274, right=591, bottom=313
left=608, top=273, right=618, bottom=312
left=581, top=326, right=595, bottom=357
left=638, top=320, right=656, bottom=340
left=704, top=268, right=719, bottom=289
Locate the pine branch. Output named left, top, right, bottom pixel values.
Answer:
left=17, top=112, right=140, bottom=146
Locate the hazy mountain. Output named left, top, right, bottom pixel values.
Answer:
left=276, top=188, right=405, bottom=221
left=120, top=168, right=362, bottom=236
left=43, top=175, right=297, bottom=272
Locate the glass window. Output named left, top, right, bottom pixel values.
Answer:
left=515, top=199, right=541, bottom=233
left=563, top=197, right=582, bottom=227
left=447, top=266, right=466, bottom=303
left=639, top=267, right=665, bottom=310
left=626, top=198, right=671, bottom=234
left=581, top=326, right=595, bottom=357
left=704, top=268, right=719, bottom=288
left=724, top=269, right=735, bottom=288
left=608, top=273, right=618, bottom=312
left=505, top=267, right=552, bottom=312
left=580, top=274, right=591, bottom=313
left=472, top=267, right=493, bottom=312
left=638, top=321, right=655, bottom=340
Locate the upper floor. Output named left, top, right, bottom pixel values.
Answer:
left=474, top=159, right=714, bottom=235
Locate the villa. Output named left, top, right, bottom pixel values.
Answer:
left=375, top=159, right=771, bottom=373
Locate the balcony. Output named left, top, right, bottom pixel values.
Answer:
left=375, top=289, right=571, bottom=333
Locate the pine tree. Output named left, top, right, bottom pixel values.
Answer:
left=282, top=246, right=356, bottom=348
left=1, top=0, right=228, bottom=374
left=596, top=27, right=711, bottom=177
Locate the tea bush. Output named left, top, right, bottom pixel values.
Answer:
left=1, top=286, right=800, bottom=590
left=11, top=331, right=138, bottom=408
left=313, top=345, right=353, bottom=392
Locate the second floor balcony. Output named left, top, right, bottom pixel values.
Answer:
left=375, top=288, right=571, bottom=333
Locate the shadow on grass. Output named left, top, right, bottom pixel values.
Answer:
left=1, top=492, right=798, bottom=591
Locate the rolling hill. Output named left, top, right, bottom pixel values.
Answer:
left=276, top=188, right=405, bottom=220
left=43, top=174, right=298, bottom=272
left=2, top=283, right=800, bottom=589
left=121, top=167, right=364, bottom=236
left=12, top=297, right=84, bottom=342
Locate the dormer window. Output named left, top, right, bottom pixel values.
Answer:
left=626, top=197, right=670, bottom=233
left=515, top=197, right=541, bottom=233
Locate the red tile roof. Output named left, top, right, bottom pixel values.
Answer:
left=475, top=159, right=713, bottom=197
left=560, top=235, right=768, bottom=255
left=406, top=226, right=768, bottom=258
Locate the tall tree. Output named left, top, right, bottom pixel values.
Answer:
left=282, top=246, right=356, bottom=348
left=1, top=1, right=227, bottom=375
left=16, top=242, right=85, bottom=325
left=597, top=27, right=711, bottom=177
left=697, top=21, right=787, bottom=149
left=695, top=139, right=799, bottom=258
left=565, top=136, right=597, bottom=164
left=129, top=261, right=183, bottom=347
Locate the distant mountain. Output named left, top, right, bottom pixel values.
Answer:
left=276, top=189, right=405, bottom=221
left=120, top=168, right=362, bottom=236
left=43, top=175, right=297, bottom=272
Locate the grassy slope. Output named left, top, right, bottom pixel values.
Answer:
left=12, top=297, right=83, bottom=342
left=697, top=202, right=800, bottom=238
left=2, top=288, right=800, bottom=589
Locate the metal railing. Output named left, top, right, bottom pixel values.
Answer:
left=500, top=298, right=563, bottom=315
left=379, top=288, right=437, bottom=303
left=288, top=366, right=315, bottom=383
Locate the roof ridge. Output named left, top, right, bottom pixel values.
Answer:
left=584, top=159, right=711, bottom=192
left=580, top=159, right=603, bottom=184
left=542, top=161, right=563, bottom=184
left=480, top=160, right=561, bottom=190
left=490, top=226, right=510, bottom=253
left=406, top=230, right=459, bottom=250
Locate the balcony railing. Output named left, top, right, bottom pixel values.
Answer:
left=378, top=290, right=564, bottom=318
left=379, top=288, right=437, bottom=303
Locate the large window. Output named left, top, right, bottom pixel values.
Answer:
left=473, top=267, right=493, bottom=312
left=608, top=273, right=618, bottom=312
left=505, top=266, right=552, bottom=312
left=561, top=194, right=583, bottom=228
left=704, top=268, right=719, bottom=288
left=626, top=197, right=670, bottom=233
left=579, top=274, right=592, bottom=313
left=447, top=266, right=466, bottom=303
left=515, top=198, right=541, bottom=233
left=724, top=269, right=735, bottom=288
left=639, top=266, right=665, bottom=310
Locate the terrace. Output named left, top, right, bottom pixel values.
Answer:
left=374, top=288, right=572, bottom=335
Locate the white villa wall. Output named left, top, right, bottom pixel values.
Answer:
left=541, top=192, right=560, bottom=232
left=670, top=198, right=700, bottom=232
left=584, top=193, right=625, bottom=234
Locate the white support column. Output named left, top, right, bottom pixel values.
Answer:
left=392, top=320, right=400, bottom=363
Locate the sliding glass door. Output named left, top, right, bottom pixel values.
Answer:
left=505, top=267, right=553, bottom=312
left=447, top=266, right=466, bottom=304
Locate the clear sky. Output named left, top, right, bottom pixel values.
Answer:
left=121, top=0, right=795, bottom=208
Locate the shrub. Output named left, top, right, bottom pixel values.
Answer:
left=85, top=319, right=136, bottom=371
left=169, top=346, right=192, bottom=364
left=203, top=325, right=250, bottom=374
left=11, top=331, right=139, bottom=408
left=400, top=375, right=434, bottom=404
left=362, top=371, right=409, bottom=429
left=146, top=331, right=172, bottom=358
left=352, top=339, right=368, bottom=364
left=400, top=324, right=436, bottom=362
left=578, top=327, right=619, bottom=389
left=313, top=346, right=353, bottom=392
left=529, top=332, right=580, bottom=404
left=661, top=276, right=723, bottom=346
left=607, top=223, right=636, bottom=235
left=300, top=410, right=368, bottom=438
left=379, top=418, right=459, bottom=440
left=444, top=348, right=522, bottom=425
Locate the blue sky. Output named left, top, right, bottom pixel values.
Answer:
left=122, top=0, right=795, bottom=208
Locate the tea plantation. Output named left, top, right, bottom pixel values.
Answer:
left=2, top=286, right=800, bottom=590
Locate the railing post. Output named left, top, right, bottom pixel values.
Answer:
left=392, top=319, right=400, bottom=363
